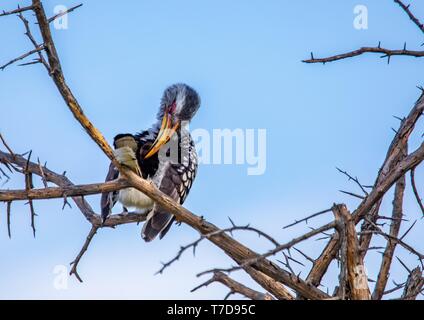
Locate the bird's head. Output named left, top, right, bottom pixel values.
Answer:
left=145, top=83, right=200, bottom=159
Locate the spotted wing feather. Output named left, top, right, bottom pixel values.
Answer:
left=142, top=137, right=198, bottom=241
left=100, top=162, right=119, bottom=224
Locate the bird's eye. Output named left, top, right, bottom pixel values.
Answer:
left=169, top=101, right=177, bottom=114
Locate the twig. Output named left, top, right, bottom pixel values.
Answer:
left=69, top=225, right=98, bottom=282
left=360, top=229, right=424, bottom=262
left=383, top=282, right=405, bottom=296
left=400, top=220, right=417, bottom=241
left=397, top=256, right=412, bottom=273
left=47, top=4, right=83, bottom=23
left=0, top=5, right=34, bottom=17
left=283, top=208, right=332, bottom=229
left=410, top=168, right=424, bottom=215
left=394, top=0, right=424, bottom=34
left=156, top=224, right=283, bottom=275
left=336, top=167, right=369, bottom=195
left=191, top=272, right=274, bottom=300
left=0, top=45, right=44, bottom=71
left=197, top=221, right=336, bottom=277
left=304, top=47, right=424, bottom=64
left=6, top=201, right=11, bottom=239
left=17, top=12, right=50, bottom=71
left=0, top=134, right=15, bottom=157
left=293, top=247, right=315, bottom=264
left=24, top=151, right=36, bottom=237
left=37, top=158, right=48, bottom=188
left=339, top=190, right=365, bottom=200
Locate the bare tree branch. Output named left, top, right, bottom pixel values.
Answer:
left=6, top=201, right=11, bottom=239
left=333, top=204, right=371, bottom=299
left=0, top=5, right=34, bottom=17
left=69, top=225, right=99, bottom=282
left=283, top=208, right=332, bottom=229
left=401, top=266, right=424, bottom=300
left=373, top=169, right=406, bottom=300
left=0, top=179, right=130, bottom=202
left=394, top=0, right=424, bottom=34
left=410, top=167, right=424, bottom=215
left=17, top=12, right=50, bottom=71
left=192, top=272, right=274, bottom=300
left=303, top=46, right=424, bottom=64
left=0, top=45, right=44, bottom=71
left=0, top=150, right=147, bottom=228
left=336, top=167, right=369, bottom=195
left=196, top=221, right=336, bottom=278
left=47, top=3, right=83, bottom=23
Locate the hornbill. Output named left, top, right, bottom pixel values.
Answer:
left=101, top=83, right=200, bottom=241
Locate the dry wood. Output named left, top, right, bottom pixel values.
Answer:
left=402, top=266, right=424, bottom=300
left=192, top=272, right=275, bottom=300
left=303, top=47, right=424, bottom=64
left=373, top=146, right=407, bottom=300
left=333, top=204, right=371, bottom=300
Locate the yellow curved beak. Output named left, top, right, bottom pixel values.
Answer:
left=144, top=112, right=179, bottom=159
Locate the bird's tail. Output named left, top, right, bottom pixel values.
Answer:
left=141, top=207, right=174, bottom=242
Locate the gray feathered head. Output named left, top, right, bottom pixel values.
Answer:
left=144, top=84, right=201, bottom=160
left=157, top=83, right=201, bottom=122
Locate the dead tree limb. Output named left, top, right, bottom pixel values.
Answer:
left=373, top=148, right=407, bottom=300
left=401, top=266, right=424, bottom=300
left=333, top=204, right=371, bottom=300
left=47, top=3, right=83, bottom=23
left=192, top=272, right=275, bottom=300
left=0, top=150, right=147, bottom=228
left=410, top=167, right=424, bottom=215
left=69, top=225, right=99, bottom=283
left=0, top=179, right=130, bottom=202
left=0, top=5, right=34, bottom=17
left=303, top=47, right=424, bottom=64
left=394, top=0, right=424, bottom=34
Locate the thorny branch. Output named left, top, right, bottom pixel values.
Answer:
left=410, top=167, right=424, bottom=215
left=192, top=272, right=274, bottom=300
left=304, top=1, right=424, bottom=64
left=303, top=46, right=424, bottom=64
left=394, top=0, right=424, bottom=34
left=373, top=168, right=406, bottom=300
left=70, top=225, right=98, bottom=283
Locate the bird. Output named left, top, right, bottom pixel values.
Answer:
left=101, top=83, right=200, bottom=242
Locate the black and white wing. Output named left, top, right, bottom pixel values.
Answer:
left=141, top=137, right=198, bottom=241
left=100, top=162, right=119, bottom=224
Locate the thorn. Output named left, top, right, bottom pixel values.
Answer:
left=396, top=256, right=412, bottom=274
left=228, top=216, right=236, bottom=227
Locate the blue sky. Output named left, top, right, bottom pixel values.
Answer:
left=0, top=0, right=423, bottom=299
